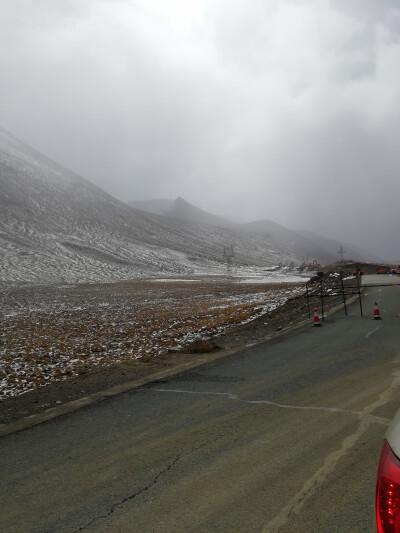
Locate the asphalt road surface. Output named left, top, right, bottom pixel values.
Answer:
left=1, top=275, right=400, bottom=533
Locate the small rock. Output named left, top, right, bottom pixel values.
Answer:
left=184, top=338, right=221, bottom=354
left=168, top=346, right=182, bottom=353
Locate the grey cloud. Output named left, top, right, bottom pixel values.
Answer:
left=330, top=0, right=400, bottom=22
left=0, top=0, right=399, bottom=261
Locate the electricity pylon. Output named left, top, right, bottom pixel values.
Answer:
left=337, top=246, right=345, bottom=263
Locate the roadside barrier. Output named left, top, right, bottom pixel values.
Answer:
left=373, top=301, right=382, bottom=320
left=312, top=308, right=322, bottom=327
left=302, top=271, right=400, bottom=320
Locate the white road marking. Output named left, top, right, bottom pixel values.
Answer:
left=366, top=325, right=381, bottom=338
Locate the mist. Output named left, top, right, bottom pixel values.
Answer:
left=1, top=0, right=399, bottom=261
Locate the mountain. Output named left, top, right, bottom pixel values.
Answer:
left=0, top=128, right=301, bottom=284
left=129, top=198, right=378, bottom=264
left=128, top=197, right=234, bottom=229
left=128, top=198, right=175, bottom=217
left=240, top=220, right=338, bottom=263
left=241, top=221, right=383, bottom=264
left=295, top=230, right=383, bottom=264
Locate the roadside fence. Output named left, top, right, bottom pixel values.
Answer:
left=297, top=272, right=400, bottom=322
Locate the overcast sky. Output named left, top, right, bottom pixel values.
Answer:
left=1, top=0, right=399, bottom=260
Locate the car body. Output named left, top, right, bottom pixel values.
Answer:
left=376, top=409, right=400, bottom=532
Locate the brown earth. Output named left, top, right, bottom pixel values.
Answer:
left=0, top=277, right=352, bottom=426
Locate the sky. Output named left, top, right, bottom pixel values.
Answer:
left=0, top=0, right=399, bottom=260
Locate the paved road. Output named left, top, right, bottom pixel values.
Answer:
left=362, top=273, right=400, bottom=287
left=1, top=277, right=400, bottom=532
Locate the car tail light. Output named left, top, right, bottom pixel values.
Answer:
left=376, top=440, right=400, bottom=532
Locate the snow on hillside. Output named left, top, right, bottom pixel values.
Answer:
left=0, top=128, right=302, bottom=284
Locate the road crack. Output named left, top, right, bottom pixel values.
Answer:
left=155, top=388, right=390, bottom=426
left=73, top=443, right=206, bottom=532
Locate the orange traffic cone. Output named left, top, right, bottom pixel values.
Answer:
left=313, top=308, right=322, bottom=327
left=373, top=302, right=381, bottom=320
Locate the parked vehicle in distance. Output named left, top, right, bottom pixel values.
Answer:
left=376, top=409, right=400, bottom=532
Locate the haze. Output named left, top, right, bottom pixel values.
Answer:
left=0, top=0, right=399, bottom=261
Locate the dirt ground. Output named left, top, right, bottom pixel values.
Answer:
left=0, top=276, right=351, bottom=425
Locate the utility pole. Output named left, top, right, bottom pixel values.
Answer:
left=223, top=245, right=234, bottom=264
left=337, top=246, right=345, bottom=264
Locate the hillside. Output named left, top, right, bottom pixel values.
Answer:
left=240, top=220, right=338, bottom=263
left=296, top=230, right=383, bottom=264
left=0, top=128, right=301, bottom=284
left=128, top=197, right=234, bottom=229
left=129, top=198, right=377, bottom=264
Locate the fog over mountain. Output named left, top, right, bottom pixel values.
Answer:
left=0, top=1, right=399, bottom=262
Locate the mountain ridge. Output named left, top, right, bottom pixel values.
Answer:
left=128, top=197, right=234, bottom=229
left=127, top=197, right=380, bottom=264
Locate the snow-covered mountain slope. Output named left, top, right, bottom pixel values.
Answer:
left=0, top=128, right=301, bottom=284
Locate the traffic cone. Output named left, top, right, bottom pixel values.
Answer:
left=373, top=302, right=381, bottom=320
left=313, top=308, right=322, bottom=327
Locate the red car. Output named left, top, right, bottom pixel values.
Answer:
left=376, top=409, right=400, bottom=532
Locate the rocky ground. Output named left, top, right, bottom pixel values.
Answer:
left=0, top=274, right=355, bottom=425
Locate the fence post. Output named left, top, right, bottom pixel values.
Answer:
left=356, top=271, right=363, bottom=316
left=340, top=271, right=348, bottom=316
left=320, top=278, right=325, bottom=322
